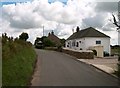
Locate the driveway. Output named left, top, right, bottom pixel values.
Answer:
left=31, top=49, right=119, bottom=86
left=78, top=57, right=118, bottom=73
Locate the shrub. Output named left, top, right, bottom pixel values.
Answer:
left=104, top=51, right=109, bottom=57
left=2, top=33, right=36, bottom=86
left=92, top=50, right=97, bottom=56
left=57, top=45, right=63, bottom=52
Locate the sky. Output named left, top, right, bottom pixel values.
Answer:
left=0, top=0, right=120, bottom=45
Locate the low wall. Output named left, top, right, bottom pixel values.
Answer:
left=63, top=49, right=94, bottom=59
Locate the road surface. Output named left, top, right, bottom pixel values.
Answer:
left=31, top=49, right=119, bottom=86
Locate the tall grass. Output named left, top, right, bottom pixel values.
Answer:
left=2, top=34, right=36, bottom=86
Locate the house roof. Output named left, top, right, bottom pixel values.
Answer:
left=48, top=31, right=61, bottom=46
left=67, top=27, right=110, bottom=40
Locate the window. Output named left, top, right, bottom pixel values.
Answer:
left=67, top=45, right=69, bottom=47
left=76, top=42, right=79, bottom=47
left=96, top=41, right=101, bottom=44
left=67, top=42, right=69, bottom=47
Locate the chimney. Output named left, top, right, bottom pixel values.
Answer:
left=76, top=26, right=80, bottom=32
left=72, top=28, right=74, bottom=34
left=48, top=32, right=50, bottom=36
left=51, top=30, right=54, bottom=35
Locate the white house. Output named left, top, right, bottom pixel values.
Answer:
left=118, top=30, right=120, bottom=45
left=65, top=27, right=111, bottom=57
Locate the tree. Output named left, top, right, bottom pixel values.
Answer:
left=34, top=37, right=41, bottom=46
left=19, top=32, right=29, bottom=41
left=112, top=14, right=120, bottom=30
left=43, top=37, right=55, bottom=47
left=112, top=13, right=120, bottom=78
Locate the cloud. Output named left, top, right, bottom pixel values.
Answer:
left=1, top=0, right=97, bottom=29
left=2, top=3, right=44, bottom=29
left=1, top=0, right=119, bottom=45
left=82, top=13, right=107, bottom=28
left=95, top=2, right=118, bottom=12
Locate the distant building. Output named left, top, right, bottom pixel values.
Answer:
left=65, top=27, right=111, bottom=57
left=48, top=31, right=61, bottom=46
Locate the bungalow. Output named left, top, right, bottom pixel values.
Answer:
left=65, top=27, right=111, bottom=57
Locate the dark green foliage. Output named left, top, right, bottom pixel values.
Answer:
left=57, top=45, right=63, bottom=52
left=2, top=33, right=8, bottom=44
left=34, top=36, right=56, bottom=48
left=92, top=50, right=97, bottom=56
left=19, top=32, right=29, bottom=41
left=60, top=38, right=66, bottom=47
left=34, top=37, right=44, bottom=49
left=2, top=33, right=36, bottom=86
left=34, top=37, right=41, bottom=46
left=43, top=37, right=55, bottom=47
left=111, top=45, right=120, bottom=56
left=103, top=51, right=109, bottom=57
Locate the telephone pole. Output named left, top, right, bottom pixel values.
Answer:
left=43, top=25, right=44, bottom=37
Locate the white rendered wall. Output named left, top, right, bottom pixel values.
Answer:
left=118, top=30, right=120, bottom=45
left=65, top=37, right=110, bottom=54
left=84, top=37, right=111, bottom=54
left=66, top=38, right=85, bottom=50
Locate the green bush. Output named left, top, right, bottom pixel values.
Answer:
left=2, top=33, right=36, bottom=86
left=92, top=50, right=97, bottom=56
left=104, top=51, right=109, bottom=57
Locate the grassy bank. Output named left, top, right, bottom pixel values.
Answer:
left=2, top=35, right=36, bottom=86
left=111, top=47, right=120, bottom=55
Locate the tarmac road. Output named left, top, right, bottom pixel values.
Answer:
left=31, top=49, right=119, bottom=86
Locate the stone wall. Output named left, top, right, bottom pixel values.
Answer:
left=63, top=49, right=94, bottom=59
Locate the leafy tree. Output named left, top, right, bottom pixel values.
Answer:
left=34, top=37, right=41, bottom=46
left=43, top=37, right=55, bottom=47
left=19, top=32, right=29, bottom=41
left=34, top=36, right=56, bottom=48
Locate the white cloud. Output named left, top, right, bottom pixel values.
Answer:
left=1, top=0, right=119, bottom=45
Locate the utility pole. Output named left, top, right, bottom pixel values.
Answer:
left=43, top=25, right=44, bottom=37
left=42, top=25, right=45, bottom=48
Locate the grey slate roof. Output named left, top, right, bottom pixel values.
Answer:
left=67, top=27, right=110, bottom=40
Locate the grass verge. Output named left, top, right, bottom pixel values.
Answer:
left=2, top=39, right=36, bottom=86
